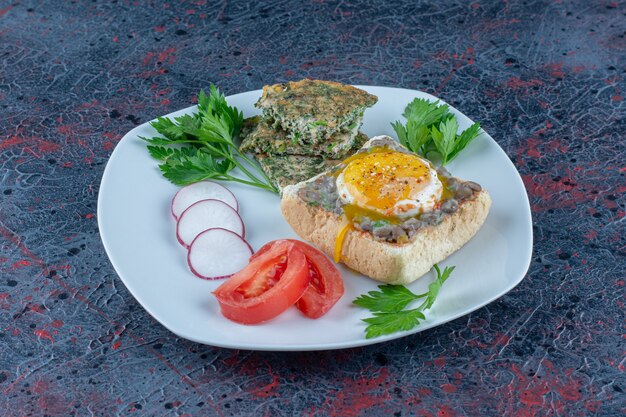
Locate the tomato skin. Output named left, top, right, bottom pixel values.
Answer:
left=294, top=243, right=344, bottom=318
left=213, top=242, right=310, bottom=324
left=252, top=239, right=344, bottom=319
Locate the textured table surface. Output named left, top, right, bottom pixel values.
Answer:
left=1, top=1, right=625, bottom=416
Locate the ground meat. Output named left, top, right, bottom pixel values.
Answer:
left=359, top=213, right=439, bottom=243
left=298, top=175, right=341, bottom=212
left=466, top=181, right=482, bottom=192
left=372, top=224, right=407, bottom=242
left=450, top=182, right=474, bottom=200
left=402, top=218, right=427, bottom=239
left=420, top=211, right=444, bottom=225
left=402, top=217, right=424, bottom=231
left=355, top=217, right=374, bottom=232
left=440, top=199, right=459, bottom=213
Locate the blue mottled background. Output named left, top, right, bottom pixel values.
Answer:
left=1, top=0, right=624, bottom=416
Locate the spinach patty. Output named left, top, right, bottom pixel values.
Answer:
left=254, top=132, right=369, bottom=191
left=255, top=80, right=377, bottom=144
left=240, top=116, right=361, bottom=159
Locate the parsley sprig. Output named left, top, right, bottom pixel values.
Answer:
left=353, top=264, right=455, bottom=339
left=391, top=98, right=481, bottom=165
left=141, top=85, right=279, bottom=194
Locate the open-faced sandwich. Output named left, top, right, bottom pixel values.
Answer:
left=281, top=135, right=491, bottom=285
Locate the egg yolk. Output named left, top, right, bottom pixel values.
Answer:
left=339, top=149, right=435, bottom=216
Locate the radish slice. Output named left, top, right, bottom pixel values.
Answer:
left=188, top=228, right=253, bottom=279
left=177, top=199, right=244, bottom=248
left=171, top=181, right=238, bottom=219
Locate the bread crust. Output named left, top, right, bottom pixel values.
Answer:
left=281, top=177, right=491, bottom=285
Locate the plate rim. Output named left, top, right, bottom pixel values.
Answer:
left=97, top=85, right=534, bottom=351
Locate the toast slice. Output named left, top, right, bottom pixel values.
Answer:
left=280, top=136, right=491, bottom=285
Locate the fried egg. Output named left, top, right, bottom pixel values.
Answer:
left=336, top=148, right=443, bottom=218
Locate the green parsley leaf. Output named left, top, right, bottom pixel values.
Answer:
left=402, top=98, right=451, bottom=126
left=197, top=113, right=235, bottom=147
left=150, top=116, right=187, bottom=141
left=140, top=136, right=184, bottom=146
left=353, top=285, right=425, bottom=313
left=158, top=150, right=231, bottom=185
left=353, top=264, right=455, bottom=339
left=447, top=122, right=481, bottom=163
left=146, top=145, right=170, bottom=161
left=143, top=84, right=278, bottom=194
left=430, top=117, right=458, bottom=165
left=197, top=89, right=211, bottom=115
left=173, top=114, right=203, bottom=137
left=391, top=98, right=482, bottom=165
left=423, top=264, right=455, bottom=310
left=393, top=119, right=429, bottom=155
left=362, top=310, right=426, bottom=339
left=197, top=85, right=243, bottom=138
left=391, top=120, right=409, bottom=148
left=146, top=145, right=198, bottom=162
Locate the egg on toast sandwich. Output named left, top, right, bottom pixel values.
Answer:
left=280, top=135, right=491, bottom=285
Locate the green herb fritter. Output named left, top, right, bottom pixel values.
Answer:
left=254, top=132, right=369, bottom=192
left=255, top=79, right=377, bottom=144
left=240, top=116, right=362, bottom=159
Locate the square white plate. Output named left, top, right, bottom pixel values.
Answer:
left=97, top=86, right=533, bottom=351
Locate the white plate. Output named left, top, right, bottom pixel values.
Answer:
left=97, top=86, right=533, bottom=351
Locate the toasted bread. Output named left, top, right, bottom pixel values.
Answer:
left=280, top=136, right=492, bottom=285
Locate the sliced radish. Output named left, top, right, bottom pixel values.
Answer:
left=176, top=199, right=244, bottom=248
left=187, top=228, right=253, bottom=279
left=171, top=181, right=238, bottom=219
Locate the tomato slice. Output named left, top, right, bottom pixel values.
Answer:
left=213, top=241, right=310, bottom=324
left=252, top=240, right=344, bottom=319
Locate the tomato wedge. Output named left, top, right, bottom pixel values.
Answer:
left=252, top=240, right=344, bottom=319
left=213, top=241, right=310, bottom=324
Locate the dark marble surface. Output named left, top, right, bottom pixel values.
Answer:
left=1, top=0, right=624, bottom=415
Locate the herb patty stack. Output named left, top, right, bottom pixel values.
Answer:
left=240, top=79, right=378, bottom=191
